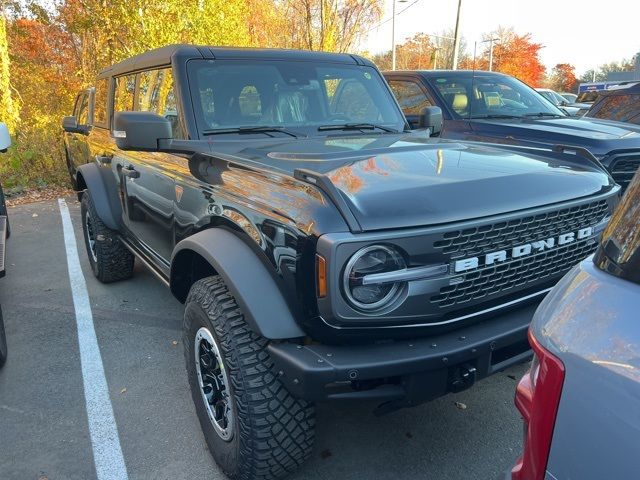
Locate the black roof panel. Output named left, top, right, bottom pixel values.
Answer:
left=98, top=44, right=368, bottom=78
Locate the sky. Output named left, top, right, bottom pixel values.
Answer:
left=362, top=0, right=640, bottom=76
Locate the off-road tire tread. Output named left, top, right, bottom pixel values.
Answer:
left=81, top=193, right=134, bottom=283
left=184, top=276, right=315, bottom=480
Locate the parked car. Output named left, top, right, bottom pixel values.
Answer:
left=559, top=92, right=577, bottom=103
left=0, top=122, right=10, bottom=368
left=383, top=70, right=640, bottom=190
left=64, top=45, right=620, bottom=480
left=583, top=81, right=640, bottom=125
left=535, top=88, right=581, bottom=116
left=572, top=90, right=600, bottom=115
left=510, top=168, right=640, bottom=480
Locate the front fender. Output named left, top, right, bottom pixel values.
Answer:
left=170, top=228, right=305, bottom=340
left=77, top=163, right=122, bottom=231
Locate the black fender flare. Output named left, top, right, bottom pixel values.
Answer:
left=76, top=163, right=122, bottom=231
left=170, top=228, right=305, bottom=340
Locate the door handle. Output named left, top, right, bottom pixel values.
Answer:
left=122, top=166, right=140, bottom=179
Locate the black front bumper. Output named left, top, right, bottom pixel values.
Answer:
left=268, top=302, right=537, bottom=404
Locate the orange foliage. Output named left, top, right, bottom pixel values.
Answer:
left=461, top=28, right=545, bottom=87
left=548, top=63, right=577, bottom=92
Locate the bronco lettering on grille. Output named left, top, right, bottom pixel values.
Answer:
left=454, top=226, right=594, bottom=273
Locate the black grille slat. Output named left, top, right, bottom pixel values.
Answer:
left=430, top=199, right=610, bottom=310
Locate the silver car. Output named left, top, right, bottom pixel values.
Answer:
left=510, top=170, right=640, bottom=479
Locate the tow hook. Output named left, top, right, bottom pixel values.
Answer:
left=450, top=364, right=477, bottom=393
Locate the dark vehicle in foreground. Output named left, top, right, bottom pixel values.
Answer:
left=63, top=45, right=619, bottom=480
left=583, top=81, right=640, bottom=125
left=0, top=122, right=10, bottom=368
left=510, top=170, right=640, bottom=480
left=384, top=70, right=640, bottom=190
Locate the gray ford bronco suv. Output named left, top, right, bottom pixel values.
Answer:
left=63, top=45, right=619, bottom=480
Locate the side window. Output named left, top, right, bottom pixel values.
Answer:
left=75, top=93, right=89, bottom=125
left=330, top=80, right=381, bottom=122
left=138, top=68, right=184, bottom=139
left=114, top=74, right=136, bottom=113
left=93, top=79, right=108, bottom=127
left=388, top=80, right=432, bottom=115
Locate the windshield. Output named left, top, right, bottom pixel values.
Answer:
left=425, top=73, right=565, bottom=119
left=576, top=91, right=600, bottom=103
left=187, top=59, right=407, bottom=137
left=586, top=94, right=640, bottom=124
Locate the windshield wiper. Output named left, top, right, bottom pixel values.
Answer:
left=523, top=112, right=564, bottom=118
left=317, top=123, right=398, bottom=133
left=201, top=126, right=300, bottom=138
left=469, top=114, right=520, bottom=119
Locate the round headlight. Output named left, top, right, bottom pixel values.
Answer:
left=343, top=245, right=406, bottom=311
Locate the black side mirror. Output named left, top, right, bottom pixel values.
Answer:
left=62, top=116, right=89, bottom=134
left=419, top=106, right=443, bottom=136
left=113, top=111, right=172, bottom=151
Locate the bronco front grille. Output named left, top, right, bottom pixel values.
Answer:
left=430, top=240, right=597, bottom=308
left=433, top=199, right=609, bottom=258
left=609, top=153, right=640, bottom=190
left=430, top=199, right=610, bottom=309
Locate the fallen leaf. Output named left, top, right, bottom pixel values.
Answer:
left=32, top=213, right=38, bottom=217
left=171, top=340, right=178, bottom=346
left=454, top=401, right=467, bottom=410
left=120, top=388, right=127, bottom=394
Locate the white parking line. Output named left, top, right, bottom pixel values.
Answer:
left=58, top=198, right=129, bottom=480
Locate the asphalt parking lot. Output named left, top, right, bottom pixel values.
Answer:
left=0, top=197, right=528, bottom=480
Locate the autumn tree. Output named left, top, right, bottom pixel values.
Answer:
left=464, top=27, right=545, bottom=87
left=547, top=63, right=577, bottom=92
left=0, top=11, right=19, bottom=132
left=279, top=0, right=383, bottom=52
left=371, top=29, right=467, bottom=71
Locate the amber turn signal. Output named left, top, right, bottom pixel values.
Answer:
left=316, top=254, right=327, bottom=298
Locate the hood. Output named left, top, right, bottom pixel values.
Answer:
left=226, top=133, right=614, bottom=232
left=470, top=116, right=640, bottom=157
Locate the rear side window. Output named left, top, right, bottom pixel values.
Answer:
left=74, top=93, right=89, bottom=126
left=114, top=74, right=136, bottom=113
left=93, top=79, right=108, bottom=127
left=137, top=68, right=184, bottom=138
left=588, top=94, right=640, bottom=124
left=388, top=80, right=432, bottom=115
left=595, top=170, right=640, bottom=284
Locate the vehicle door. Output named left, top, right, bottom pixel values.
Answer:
left=386, top=76, right=435, bottom=129
left=112, top=68, right=184, bottom=270
left=65, top=90, right=92, bottom=178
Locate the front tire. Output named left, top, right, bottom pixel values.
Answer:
left=80, top=192, right=134, bottom=283
left=184, top=276, right=315, bottom=480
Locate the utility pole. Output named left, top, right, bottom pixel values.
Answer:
left=391, top=0, right=407, bottom=71
left=487, top=37, right=499, bottom=71
left=451, top=0, right=462, bottom=70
